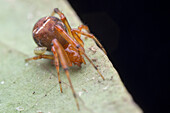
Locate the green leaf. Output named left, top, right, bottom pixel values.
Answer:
left=0, top=0, right=142, bottom=113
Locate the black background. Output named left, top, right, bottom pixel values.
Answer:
left=68, top=0, right=167, bottom=113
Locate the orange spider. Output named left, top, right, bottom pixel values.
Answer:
left=25, top=8, right=106, bottom=110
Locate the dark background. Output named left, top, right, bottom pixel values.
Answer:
left=68, top=0, right=167, bottom=113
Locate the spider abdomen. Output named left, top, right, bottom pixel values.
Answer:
left=33, top=16, right=67, bottom=51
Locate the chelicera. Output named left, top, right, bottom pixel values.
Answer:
left=25, top=8, right=106, bottom=110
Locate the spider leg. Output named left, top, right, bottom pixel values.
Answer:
left=52, top=39, right=79, bottom=110
left=52, top=8, right=85, bottom=49
left=54, top=25, right=105, bottom=80
left=25, top=47, right=54, bottom=62
left=83, top=53, right=105, bottom=80
left=51, top=8, right=74, bottom=39
left=51, top=9, right=105, bottom=74
left=71, top=30, right=86, bottom=64
left=77, top=25, right=90, bottom=38
left=71, top=29, right=107, bottom=55
left=51, top=46, right=63, bottom=93
left=54, top=25, right=85, bottom=52
left=51, top=8, right=87, bottom=64
left=71, top=29, right=84, bottom=48
left=25, top=55, right=54, bottom=62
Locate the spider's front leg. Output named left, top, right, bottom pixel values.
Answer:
left=51, top=46, right=63, bottom=93
left=51, top=8, right=106, bottom=55
left=77, top=25, right=90, bottom=38
left=71, top=29, right=107, bottom=55
left=54, top=25, right=105, bottom=80
left=51, top=8, right=73, bottom=39
left=25, top=47, right=54, bottom=62
left=51, top=39, right=80, bottom=110
left=51, top=8, right=85, bottom=48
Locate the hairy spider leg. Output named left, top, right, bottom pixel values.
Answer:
left=72, top=29, right=107, bottom=55
left=51, top=46, right=63, bottom=93
left=54, top=25, right=105, bottom=80
left=52, top=39, right=80, bottom=110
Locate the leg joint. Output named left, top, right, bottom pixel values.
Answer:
left=54, top=8, right=59, bottom=13
left=73, top=93, right=77, bottom=98
left=76, top=44, right=80, bottom=48
left=64, top=67, right=69, bottom=71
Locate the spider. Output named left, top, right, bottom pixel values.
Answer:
left=25, top=8, right=107, bottom=110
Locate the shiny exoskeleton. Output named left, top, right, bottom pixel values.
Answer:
left=33, top=16, right=84, bottom=66
left=25, top=8, right=106, bottom=110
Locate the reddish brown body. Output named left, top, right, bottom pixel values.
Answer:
left=33, top=16, right=67, bottom=50
left=26, top=8, right=106, bottom=110
left=33, top=16, right=83, bottom=66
